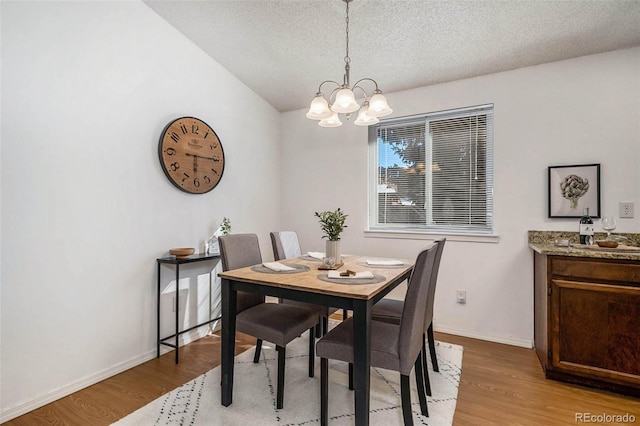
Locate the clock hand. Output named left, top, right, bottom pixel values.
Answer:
left=185, top=152, right=198, bottom=172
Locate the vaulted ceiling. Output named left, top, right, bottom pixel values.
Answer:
left=144, top=0, right=640, bottom=112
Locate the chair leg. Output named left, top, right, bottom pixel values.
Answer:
left=414, top=355, right=429, bottom=417
left=422, top=338, right=432, bottom=396
left=253, top=339, right=263, bottom=363
left=322, top=316, right=329, bottom=336
left=276, top=346, right=286, bottom=409
left=309, top=326, right=315, bottom=377
left=342, top=309, right=348, bottom=320
left=321, top=357, right=328, bottom=426
left=427, top=323, right=439, bottom=372
left=348, top=363, right=354, bottom=390
left=315, top=322, right=322, bottom=336
left=400, top=374, right=414, bottom=426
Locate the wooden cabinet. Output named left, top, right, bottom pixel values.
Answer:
left=534, top=253, right=640, bottom=396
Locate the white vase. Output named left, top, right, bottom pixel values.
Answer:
left=325, top=240, right=341, bottom=264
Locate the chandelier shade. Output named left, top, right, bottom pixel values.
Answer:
left=331, top=88, right=360, bottom=113
left=306, top=94, right=333, bottom=120
left=367, top=92, right=393, bottom=117
left=319, top=111, right=343, bottom=127
left=354, top=102, right=379, bottom=126
left=306, top=0, right=392, bottom=127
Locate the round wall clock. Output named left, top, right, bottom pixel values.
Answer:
left=158, top=116, right=225, bottom=194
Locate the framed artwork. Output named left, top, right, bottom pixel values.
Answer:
left=548, top=163, right=600, bottom=218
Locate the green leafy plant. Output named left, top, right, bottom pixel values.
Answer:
left=221, top=217, right=231, bottom=235
left=314, top=208, right=348, bottom=241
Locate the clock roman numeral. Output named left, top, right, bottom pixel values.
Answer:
left=211, top=168, right=218, bottom=175
left=170, top=132, right=180, bottom=142
left=180, top=124, right=188, bottom=134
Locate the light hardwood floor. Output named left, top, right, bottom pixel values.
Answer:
left=4, top=329, right=639, bottom=425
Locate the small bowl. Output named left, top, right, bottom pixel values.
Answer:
left=596, top=241, right=618, bottom=248
left=170, top=247, right=195, bottom=258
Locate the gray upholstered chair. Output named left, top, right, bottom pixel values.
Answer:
left=316, top=243, right=440, bottom=425
left=370, top=238, right=446, bottom=398
left=218, top=233, right=320, bottom=409
left=270, top=231, right=341, bottom=335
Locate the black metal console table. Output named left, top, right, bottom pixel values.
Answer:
left=157, top=252, right=221, bottom=363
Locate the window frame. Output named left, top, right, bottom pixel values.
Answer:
left=367, top=104, right=495, bottom=238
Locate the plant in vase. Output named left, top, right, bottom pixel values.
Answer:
left=314, top=208, right=348, bottom=264
left=220, top=217, right=231, bottom=235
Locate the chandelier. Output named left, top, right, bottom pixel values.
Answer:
left=306, top=0, right=392, bottom=127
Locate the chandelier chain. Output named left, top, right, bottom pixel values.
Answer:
left=344, top=0, right=350, bottom=64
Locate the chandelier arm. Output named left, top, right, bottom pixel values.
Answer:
left=316, top=80, right=343, bottom=94
left=351, top=85, right=369, bottom=101
left=352, top=77, right=381, bottom=93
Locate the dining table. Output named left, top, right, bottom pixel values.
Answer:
left=218, top=253, right=413, bottom=426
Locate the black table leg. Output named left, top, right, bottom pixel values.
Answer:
left=157, top=261, right=161, bottom=358
left=175, top=264, right=180, bottom=364
left=221, top=278, right=237, bottom=406
left=352, top=299, right=371, bottom=426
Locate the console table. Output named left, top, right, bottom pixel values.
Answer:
left=157, top=252, right=221, bottom=363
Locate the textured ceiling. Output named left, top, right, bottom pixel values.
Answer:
left=143, top=0, right=640, bottom=112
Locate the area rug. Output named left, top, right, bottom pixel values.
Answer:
left=113, top=328, right=462, bottom=425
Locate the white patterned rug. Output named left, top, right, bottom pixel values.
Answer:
left=113, top=329, right=462, bottom=426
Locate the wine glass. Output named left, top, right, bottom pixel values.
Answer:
left=601, top=216, right=617, bottom=240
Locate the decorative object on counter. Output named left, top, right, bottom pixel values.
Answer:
left=548, top=164, right=600, bottom=218
left=579, top=207, right=594, bottom=245
left=315, top=208, right=348, bottom=266
left=601, top=216, right=617, bottom=240
left=554, top=238, right=570, bottom=247
left=158, top=117, right=225, bottom=194
left=205, top=217, right=232, bottom=255
left=169, top=247, right=195, bottom=258
left=596, top=240, right=619, bottom=248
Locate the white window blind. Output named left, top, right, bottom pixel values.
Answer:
left=368, top=104, right=494, bottom=234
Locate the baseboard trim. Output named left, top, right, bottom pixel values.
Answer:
left=435, top=325, right=533, bottom=349
left=0, top=324, right=216, bottom=423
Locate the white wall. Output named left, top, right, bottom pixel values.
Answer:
left=1, top=1, right=281, bottom=420
left=280, top=47, right=640, bottom=346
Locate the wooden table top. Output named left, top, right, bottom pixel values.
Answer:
left=218, top=255, right=413, bottom=300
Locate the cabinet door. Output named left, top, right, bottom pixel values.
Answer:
left=550, top=279, right=640, bottom=388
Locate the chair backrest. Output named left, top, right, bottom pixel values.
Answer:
left=424, top=238, right=446, bottom=327
left=270, top=231, right=302, bottom=260
left=397, top=241, right=440, bottom=375
left=218, top=233, right=264, bottom=313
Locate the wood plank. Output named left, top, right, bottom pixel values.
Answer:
left=5, top=327, right=639, bottom=425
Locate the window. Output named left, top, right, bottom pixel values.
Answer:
left=368, top=104, right=494, bottom=235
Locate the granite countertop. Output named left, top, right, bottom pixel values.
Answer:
left=528, top=230, right=640, bottom=261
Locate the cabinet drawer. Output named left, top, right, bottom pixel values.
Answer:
left=551, top=256, right=640, bottom=284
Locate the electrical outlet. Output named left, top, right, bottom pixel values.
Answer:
left=619, top=202, right=635, bottom=218
left=456, top=290, right=467, bottom=304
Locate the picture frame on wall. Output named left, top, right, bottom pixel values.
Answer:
left=548, top=163, right=601, bottom=218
